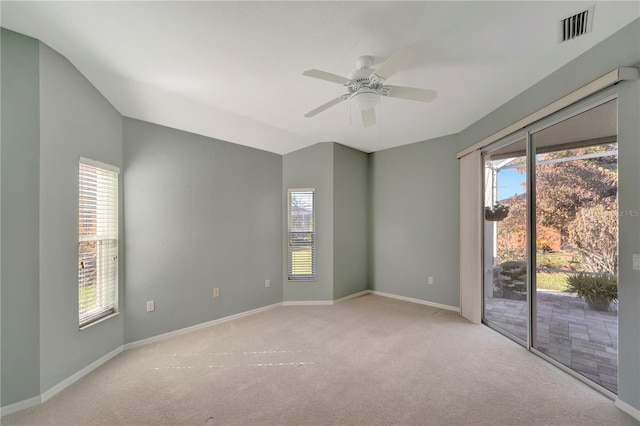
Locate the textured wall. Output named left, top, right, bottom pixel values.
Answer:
left=123, top=119, right=283, bottom=343
left=38, top=41, right=124, bottom=393
left=369, top=134, right=461, bottom=308
left=333, top=143, right=369, bottom=300
left=282, top=142, right=334, bottom=301
left=0, top=28, right=41, bottom=407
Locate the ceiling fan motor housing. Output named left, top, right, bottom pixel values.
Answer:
left=351, top=88, right=380, bottom=111
left=303, top=47, right=435, bottom=120
left=348, top=67, right=374, bottom=86
left=354, top=55, right=373, bottom=70
left=347, top=63, right=385, bottom=110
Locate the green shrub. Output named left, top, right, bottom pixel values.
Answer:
left=565, top=272, right=617, bottom=310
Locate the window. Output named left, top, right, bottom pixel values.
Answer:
left=288, top=189, right=315, bottom=280
left=78, top=158, right=119, bottom=327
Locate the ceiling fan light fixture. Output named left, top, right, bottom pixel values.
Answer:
left=303, top=47, right=437, bottom=123
left=351, top=89, right=379, bottom=111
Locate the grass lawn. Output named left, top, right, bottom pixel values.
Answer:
left=291, top=251, right=312, bottom=276
left=79, top=285, right=97, bottom=310
left=536, top=272, right=570, bottom=291
left=536, top=251, right=579, bottom=269
left=535, top=251, right=579, bottom=291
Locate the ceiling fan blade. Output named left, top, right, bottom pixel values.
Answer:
left=372, top=47, right=418, bottom=81
left=303, top=69, right=351, bottom=85
left=304, top=95, right=348, bottom=118
left=385, top=85, right=437, bottom=103
left=361, top=108, right=376, bottom=127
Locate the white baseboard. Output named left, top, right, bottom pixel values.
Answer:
left=3, top=346, right=123, bottom=416
left=370, top=290, right=460, bottom=312
left=334, top=290, right=370, bottom=303
left=616, top=398, right=640, bottom=421
left=282, top=289, right=371, bottom=306
left=123, top=302, right=282, bottom=350
left=0, top=395, right=41, bottom=417
left=2, top=292, right=459, bottom=418
left=282, top=300, right=333, bottom=306
left=41, top=345, right=123, bottom=403
left=3, top=303, right=285, bottom=418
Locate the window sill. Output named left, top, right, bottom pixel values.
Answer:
left=79, top=312, right=120, bottom=331
left=288, top=279, right=316, bottom=282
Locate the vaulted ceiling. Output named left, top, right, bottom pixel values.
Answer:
left=2, top=1, right=638, bottom=154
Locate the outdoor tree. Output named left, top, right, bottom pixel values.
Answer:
left=536, top=145, right=617, bottom=273
left=534, top=146, right=617, bottom=230
left=496, top=144, right=618, bottom=273
left=496, top=194, right=527, bottom=263
left=568, top=203, right=618, bottom=273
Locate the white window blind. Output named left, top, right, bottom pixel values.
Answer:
left=459, top=150, right=482, bottom=324
left=78, top=158, right=119, bottom=327
left=288, top=189, right=315, bottom=280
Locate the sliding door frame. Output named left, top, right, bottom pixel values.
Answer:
left=481, top=86, right=620, bottom=399
left=480, top=129, right=530, bottom=348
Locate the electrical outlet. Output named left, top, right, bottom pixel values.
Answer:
left=146, top=300, right=155, bottom=312
left=428, top=276, right=434, bottom=285
left=213, top=288, right=220, bottom=298
left=634, top=254, right=640, bottom=271
left=265, top=279, right=271, bottom=288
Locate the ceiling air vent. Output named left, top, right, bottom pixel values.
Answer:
left=559, top=7, right=593, bottom=42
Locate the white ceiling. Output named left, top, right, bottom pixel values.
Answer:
left=2, top=2, right=638, bottom=155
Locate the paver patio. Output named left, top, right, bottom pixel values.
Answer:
left=484, top=290, right=618, bottom=393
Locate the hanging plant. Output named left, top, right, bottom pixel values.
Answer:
left=485, top=202, right=510, bottom=221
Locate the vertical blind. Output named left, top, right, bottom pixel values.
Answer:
left=459, top=150, right=482, bottom=324
left=78, top=158, right=119, bottom=327
left=288, top=189, right=315, bottom=280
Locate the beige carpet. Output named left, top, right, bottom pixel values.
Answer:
left=3, top=294, right=638, bottom=425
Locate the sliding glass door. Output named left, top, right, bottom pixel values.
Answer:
left=482, top=97, right=619, bottom=394
left=482, top=134, right=529, bottom=344
left=531, top=99, right=619, bottom=393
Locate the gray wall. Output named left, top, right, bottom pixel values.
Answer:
left=38, top=42, right=124, bottom=393
left=123, top=119, right=283, bottom=343
left=333, top=144, right=368, bottom=300
left=617, top=75, right=640, bottom=415
left=457, top=18, right=640, bottom=413
left=0, top=29, right=41, bottom=407
left=459, top=19, right=640, bottom=148
left=282, top=142, right=334, bottom=301
left=282, top=142, right=369, bottom=302
left=2, top=17, right=639, bottom=414
left=368, top=134, right=461, bottom=308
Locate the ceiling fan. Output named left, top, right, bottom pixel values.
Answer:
left=302, top=47, right=437, bottom=127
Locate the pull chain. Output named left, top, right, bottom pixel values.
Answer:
left=378, top=98, right=382, bottom=143
left=349, top=100, right=352, bottom=125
